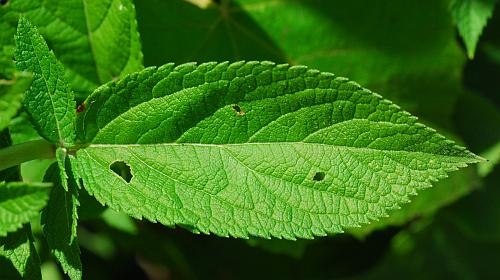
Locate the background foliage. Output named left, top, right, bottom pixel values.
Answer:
left=1, top=0, right=499, bottom=279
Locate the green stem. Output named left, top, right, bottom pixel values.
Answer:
left=0, top=139, right=55, bottom=171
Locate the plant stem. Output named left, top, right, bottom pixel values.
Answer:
left=0, top=139, right=55, bottom=171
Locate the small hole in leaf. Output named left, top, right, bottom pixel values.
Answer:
left=231, top=104, right=246, bottom=116
left=0, top=0, right=8, bottom=6
left=313, top=172, right=325, bottom=181
left=110, top=161, right=133, bottom=183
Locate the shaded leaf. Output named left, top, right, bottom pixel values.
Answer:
left=0, top=225, right=42, bottom=280
left=0, top=72, right=32, bottom=131
left=42, top=164, right=82, bottom=280
left=1, top=0, right=143, bottom=97
left=0, top=182, right=51, bottom=236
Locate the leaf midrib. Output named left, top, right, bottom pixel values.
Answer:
left=84, top=142, right=479, bottom=161
left=25, top=29, right=65, bottom=145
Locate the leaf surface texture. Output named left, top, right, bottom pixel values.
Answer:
left=73, top=61, right=481, bottom=239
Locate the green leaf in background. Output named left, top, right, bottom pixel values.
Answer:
left=72, top=61, right=481, bottom=239
left=15, top=16, right=77, bottom=147
left=0, top=128, right=42, bottom=280
left=0, top=182, right=51, bottom=237
left=42, top=164, right=82, bottom=280
left=1, top=0, right=143, bottom=97
left=451, top=0, right=497, bottom=59
left=0, top=72, right=32, bottom=131
left=0, top=46, right=16, bottom=79
left=0, top=225, right=42, bottom=280
left=135, top=0, right=465, bottom=128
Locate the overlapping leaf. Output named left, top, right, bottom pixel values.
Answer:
left=71, top=61, right=481, bottom=239
left=1, top=0, right=143, bottom=97
left=0, top=182, right=51, bottom=236
left=0, top=225, right=42, bottom=280
left=0, top=72, right=32, bottom=131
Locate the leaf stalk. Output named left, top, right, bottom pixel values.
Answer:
left=0, top=139, right=55, bottom=171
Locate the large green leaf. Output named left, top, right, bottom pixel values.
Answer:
left=15, top=16, right=76, bottom=146
left=42, top=164, right=81, bottom=280
left=1, top=0, right=143, bottom=97
left=0, top=182, right=51, bottom=237
left=451, top=0, right=497, bottom=59
left=71, top=61, right=481, bottom=239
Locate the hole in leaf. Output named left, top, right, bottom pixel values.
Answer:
left=0, top=0, right=8, bottom=6
left=110, top=161, right=133, bottom=183
left=231, top=104, right=246, bottom=116
left=313, top=172, right=325, bottom=181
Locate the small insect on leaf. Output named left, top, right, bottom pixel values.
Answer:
left=76, top=102, right=86, bottom=113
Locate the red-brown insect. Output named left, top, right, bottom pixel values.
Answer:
left=76, top=102, right=86, bottom=113
left=76, top=100, right=94, bottom=113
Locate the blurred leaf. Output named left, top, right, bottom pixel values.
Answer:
left=78, top=228, right=116, bottom=260
left=9, top=113, right=41, bottom=144
left=0, top=182, right=51, bottom=237
left=450, top=0, right=497, bottom=59
left=0, top=46, right=15, bottom=79
left=136, top=0, right=465, bottom=128
left=101, top=209, right=138, bottom=235
left=41, top=261, right=63, bottom=280
left=478, top=141, right=500, bottom=176
left=0, top=72, right=32, bottom=131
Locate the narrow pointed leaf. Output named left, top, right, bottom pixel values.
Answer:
left=56, top=148, right=69, bottom=191
left=0, top=182, right=51, bottom=236
left=73, top=61, right=481, bottom=239
left=42, top=164, right=82, bottom=280
left=451, top=0, right=497, bottom=59
left=15, top=17, right=76, bottom=146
